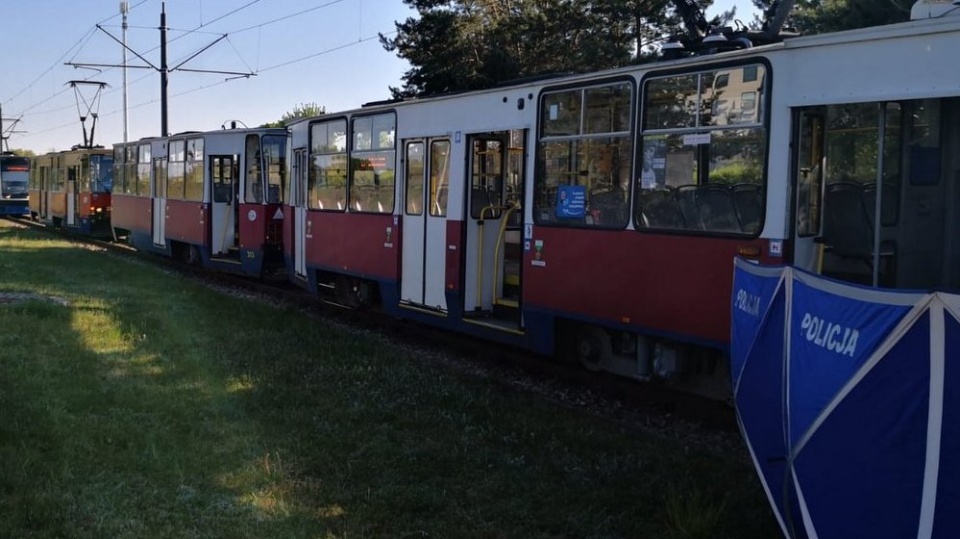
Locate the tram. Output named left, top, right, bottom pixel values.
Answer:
left=0, top=152, right=30, bottom=216
left=28, top=147, right=114, bottom=235
left=281, top=3, right=960, bottom=399
left=111, top=126, right=288, bottom=277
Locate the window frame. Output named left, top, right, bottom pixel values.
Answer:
left=533, top=76, right=636, bottom=230
left=634, top=59, right=771, bottom=238
left=349, top=111, right=397, bottom=214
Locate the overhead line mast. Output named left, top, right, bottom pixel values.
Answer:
left=66, top=1, right=256, bottom=137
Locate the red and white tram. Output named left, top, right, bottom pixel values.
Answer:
left=112, top=126, right=287, bottom=277
left=29, top=147, right=114, bottom=236
left=282, top=7, right=960, bottom=398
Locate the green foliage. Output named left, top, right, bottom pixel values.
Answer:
left=381, top=0, right=720, bottom=98
left=751, top=0, right=910, bottom=34
left=261, top=102, right=326, bottom=128
left=664, top=484, right=728, bottom=539
left=711, top=162, right=762, bottom=184
left=7, top=148, right=35, bottom=157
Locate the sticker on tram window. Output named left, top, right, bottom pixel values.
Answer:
left=682, top=133, right=711, bottom=146
left=556, top=185, right=586, bottom=218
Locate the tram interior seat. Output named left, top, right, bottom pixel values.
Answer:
left=640, top=187, right=685, bottom=229
left=590, top=189, right=626, bottom=226
left=732, top=183, right=762, bottom=234
left=696, top=183, right=741, bottom=232
left=822, top=181, right=896, bottom=284
left=676, top=185, right=701, bottom=230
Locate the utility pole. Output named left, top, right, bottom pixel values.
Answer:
left=121, top=0, right=129, bottom=144
left=160, top=1, right=168, bottom=136
left=66, top=2, right=255, bottom=139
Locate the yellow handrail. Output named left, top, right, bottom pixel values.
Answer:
left=492, top=202, right=520, bottom=307
left=475, top=204, right=512, bottom=309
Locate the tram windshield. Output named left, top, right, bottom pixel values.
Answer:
left=0, top=155, right=30, bottom=197
left=90, top=154, right=114, bottom=193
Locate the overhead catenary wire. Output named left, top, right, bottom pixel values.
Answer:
left=1, top=0, right=153, bottom=108
left=13, top=0, right=400, bottom=148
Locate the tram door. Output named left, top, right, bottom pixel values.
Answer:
left=401, top=138, right=450, bottom=311
left=210, top=155, right=238, bottom=256
left=463, top=131, right=526, bottom=324
left=66, top=165, right=78, bottom=227
left=790, top=109, right=825, bottom=274
left=38, top=165, right=48, bottom=220
left=151, top=156, right=167, bottom=247
left=291, top=148, right=308, bottom=279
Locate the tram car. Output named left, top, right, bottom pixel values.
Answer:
left=0, top=152, right=30, bottom=216
left=282, top=5, right=960, bottom=399
left=28, top=147, right=113, bottom=235
left=285, top=90, right=530, bottom=329
left=111, top=126, right=287, bottom=277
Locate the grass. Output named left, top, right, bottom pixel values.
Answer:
left=0, top=220, right=779, bottom=538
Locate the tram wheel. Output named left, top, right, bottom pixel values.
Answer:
left=185, top=245, right=202, bottom=266
left=577, top=326, right=610, bottom=372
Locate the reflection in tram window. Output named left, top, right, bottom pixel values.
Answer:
left=636, top=65, right=767, bottom=235
left=350, top=113, right=396, bottom=214
left=308, top=119, right=348, bottom=211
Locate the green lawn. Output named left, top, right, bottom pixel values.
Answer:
left=0, top=221, right=779, bottom=538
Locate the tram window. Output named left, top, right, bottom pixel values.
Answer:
left=125, top=146, right=137, bottom=195
left=349, top=113, right=395, bottom=213
left=636, top=65, right=767, bottom=236
left=244, top=135, right=262, bottom=204
left=168, top=140, right=186, bottom=201
left=137, top=144, right=151, bottom=197
left=351, top=150, right=395, bottom=213
left=185, top=138, right=204, bottom=202
left=796, top=114, right=824, bottom=238
left=636, top=130, right=765, bottom=234
left=541, top=90, right=582, bottom=137
left=405, top=142, right=424, bottom=216
left=211, top=156, right=236, bottom=203
left=908, top=99, right=941, bottom=186
left=824, top=103, right=901, bottom=226
left=309, top=119, right=347, bottom=211
left=113, top=147, right=124, bottom=194
left=262, top=134, right=287, bottom=204
left=430, top=140, right=451, bottom=217
left=153, top=159, right=167, bottom=199
left=643, top=75, right=697, bottom=130
left=471, top=138, right=504, bottom=220
left=90, top=155, right=113, bottom=194
left=535, top=80, right=633, bottom=229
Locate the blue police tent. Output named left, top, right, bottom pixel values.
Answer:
left=731, top=258, right=959, bottom=538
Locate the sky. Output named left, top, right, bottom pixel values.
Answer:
left=0, top=0, right=758, bottom=155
